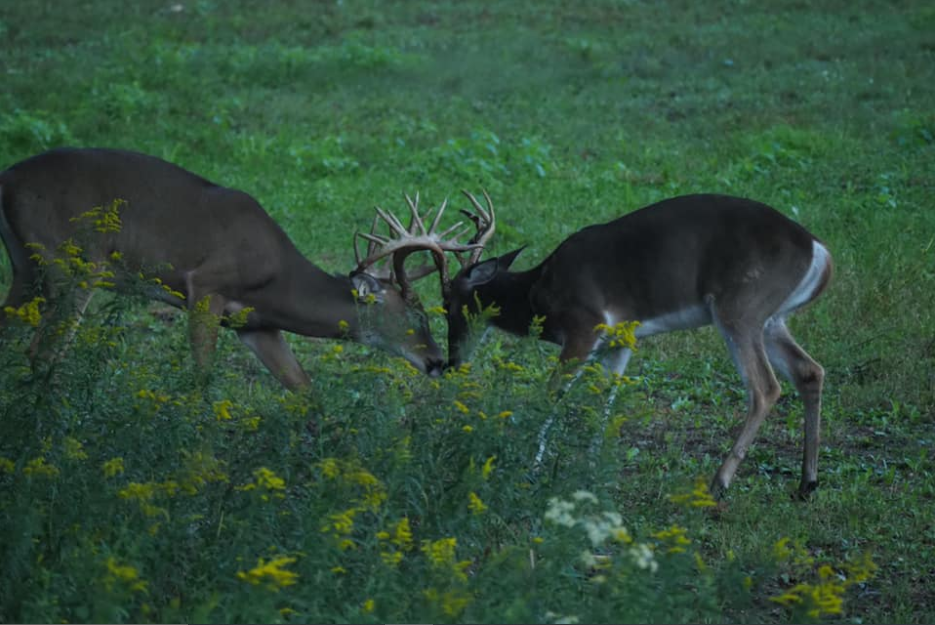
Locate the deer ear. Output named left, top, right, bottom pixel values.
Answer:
left=497, top=246, right=525, bottom=271
left=463, top=247, right=524, bottom=287
left=463, top=257, right=499, bottom=286
left=351, top=272, right=386, bottom=303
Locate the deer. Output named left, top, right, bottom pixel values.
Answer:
left=438, top=191, right=833, bottom=499
left=0, top=147, right=480, bottom=391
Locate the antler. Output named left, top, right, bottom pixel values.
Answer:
left=353, top=192, right=481, bottom=301
left=456, top=189, right=497, bottom=268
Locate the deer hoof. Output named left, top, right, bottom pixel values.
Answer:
left=794, top=479, right=819, bottom=501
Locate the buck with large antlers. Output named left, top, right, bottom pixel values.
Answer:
left=0, top=147, right=454, bottom=389
left=441, top=192, right=832, bottom=498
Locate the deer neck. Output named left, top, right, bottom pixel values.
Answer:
left=479, top=266, right=543, bottom=337
left=261, top=257, right=363, bottom=339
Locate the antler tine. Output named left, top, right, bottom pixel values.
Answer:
left=437, top=220, right=469, bottom=241
left=404, top=192, right=428, bottom=236
left=353, top=229, right=363, bottom=267
left=353, top=214, right=385, bottom=267
left=428, top=197, right=449, bottom=236
left=357, top=231, right=390, bottom=246
left=482, top=189, right=495, bottom=226
left=354, top=191, right=495, bottom=303
left=460, top=193, right=482, bottom=217
left=367, top=214, right=382, bottom=257
left=458, top=189, right=497, bottom=266
left=374, top=205, right=408, bottom=237
left=355, top=193, right=466, bottom=303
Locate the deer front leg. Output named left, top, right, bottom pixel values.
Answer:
left=536, top=316, right=604, bottom=467
left=237, top=327, right=311, bottom=391
left=188, top=293, right=227, bottom=368
left=550, top=312, right=606, bottom=397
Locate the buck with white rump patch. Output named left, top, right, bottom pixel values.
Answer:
left=0, top=147, right=460, bottom=390
left=441, top=192, right=833, bottom=498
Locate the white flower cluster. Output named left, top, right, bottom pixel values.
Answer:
left=544, top=490, right=659, bottom=574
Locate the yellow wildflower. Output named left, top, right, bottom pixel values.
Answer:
left=773, top=537, right=814, bottom=567
left=178, top=450, right=229, bottom=494
left=213, top=399, right=234, bottom=421
left=594, top=320, right=640, bottom=350
left=4, top=296, right=45, bottom=327
left=136, top=389, right=170, bottom=405
left=236, top=555, right=299, bottom=591
left=362, top=598, right=375, bottom=613
left=119, top=481, right=157, bottom=500
left=424, top=587, right=472, bottom=617
left=422, top=537, right=457, bottom=568
left=64, top=436, right=88, bottom=461
left=319, top=457, right=341, bottom=479
left=651, top=525, right=691, bottom=554
left=0, top=457, right=15, bottom=474
left=481, top=455, right=496, bottom=480
left=322, top=508, right=358, bottom=536
left=224, top=306, right=254, bottom=328
left=23, top=457, right=59, bottom=478
left=453, top=400, right=470, bottom=414
left=347, top=467, right=386, bottom=510
left=393, top=517, right=413, bottom=551
left=668, top=478, right=718, bottom=508
left=468, top=491, right=487, bottom=515
left=237, top=467, right=286, bottom=500
left=770, top=546, right=876, bottom=619
left=103, top=556, right=148, bottom=593
left=770, top=581, right=844, bottom=618
left=72, top=198, right=125, bottom=233
left=347, top=468, right=380, bottom=487
left=843, top=551, right=878, bottom=585
left=59, top=239, right=82, bottom=258
left=241, top=416, right=261, bottom=431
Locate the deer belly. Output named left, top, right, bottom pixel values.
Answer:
left=631, top=304, right=712, bottom=338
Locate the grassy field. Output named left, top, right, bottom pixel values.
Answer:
left=1, top=0, right=933, bottom=622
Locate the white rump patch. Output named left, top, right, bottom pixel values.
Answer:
left=774, top=240, right=831, bottom=320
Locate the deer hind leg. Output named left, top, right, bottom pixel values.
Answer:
left=710, top=307, right=781, bottom=497
left=237, top=328, right=310, bottom=391
left=764, top=318, right=824, bottom=497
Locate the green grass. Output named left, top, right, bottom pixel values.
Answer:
left=1, top=0, right=934, bottom=622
